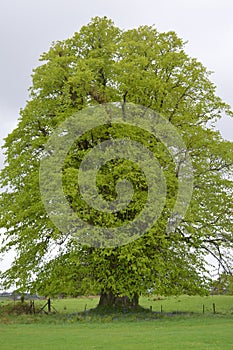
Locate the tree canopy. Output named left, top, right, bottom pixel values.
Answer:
left=0, top=17, right=232, bottom=305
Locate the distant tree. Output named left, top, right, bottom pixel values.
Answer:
left=211, top=273, right=233, bottom=295
left=0, top=17, right=233, bottom=307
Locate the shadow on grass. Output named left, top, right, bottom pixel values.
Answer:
left=66, top=304, right=194, bottom=322
left=0, top=301, right=207, bottom=324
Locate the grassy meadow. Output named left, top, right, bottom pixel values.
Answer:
left=0, top=295, right=233, bottom=349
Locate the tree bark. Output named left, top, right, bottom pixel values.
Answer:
left=98, top=291, right=139, bottom=308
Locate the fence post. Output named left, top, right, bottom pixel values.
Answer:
left=213, top=303, right=216, bottom=314
left=32, top=300, right=35, bottom=314
left=29, top=300, right=35, bottom=314
left=48, top=298, right=51, bottom=313
left=202, top=304, right=205, bottom=314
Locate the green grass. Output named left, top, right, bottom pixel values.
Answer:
left=48, top=294, right=233, bottom=315
left=0, top=317, right=233, bottom=349
left=1, top=295, right=233, bottom=349
left=143, top=294, right=233, bottom=314
left=4, top=294, right=230, bottom=315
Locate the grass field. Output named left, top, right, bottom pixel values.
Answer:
left=1, top=318, right=233, bottom=350
left=0, top=295, right=233, bottom=349
left=2, top=294, right=230, bottom=315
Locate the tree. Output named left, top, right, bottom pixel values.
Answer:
left=211, top=273, right=233, bottom=295
left=0, top=17, right=233, bottom=307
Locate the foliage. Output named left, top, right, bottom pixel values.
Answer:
left=0, top=17, right=233, bottom=300
left=211, top=273, right=233, bottom=295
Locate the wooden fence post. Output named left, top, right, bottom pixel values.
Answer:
left=30, top=300, right=35, bottom=314
left=48, top=298, right=51, bottom=313
left=213, top=303, right=216, bottom=314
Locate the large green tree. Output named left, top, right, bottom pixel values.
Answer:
left=0, top=17, right=233, bottom=306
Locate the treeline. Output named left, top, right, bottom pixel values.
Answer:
left=211, top=273, right=233, bottom=295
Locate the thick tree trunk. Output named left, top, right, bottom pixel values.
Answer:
left=98, top=291, right=139, bottom=308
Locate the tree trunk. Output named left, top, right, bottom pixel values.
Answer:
left=98, top=291, right=139, bottom=308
